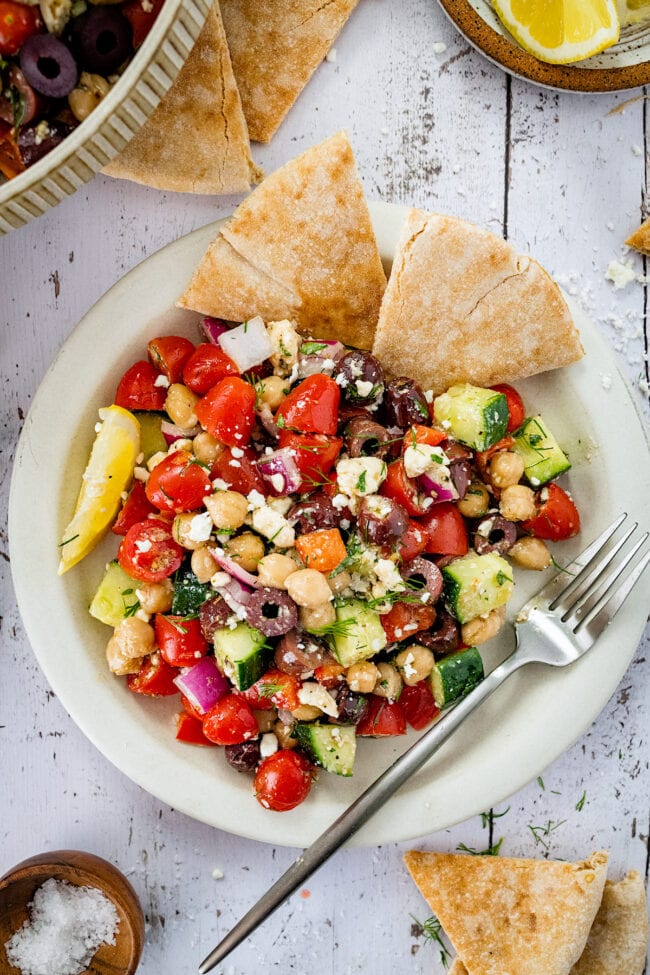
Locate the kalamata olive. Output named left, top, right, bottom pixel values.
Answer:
left=225, top=740, right=261, bottom=773
left=333, top=351, right=385, bottom=405
left=473, top=514, right=517, bottom=556
left=329, top=686, right=368, bottom=725
left=443, top=441, right=473, bottom=462
left=17, top=118, right=72, bottom=166
left=199, top=596, right=231, bottom=641
left=400, top=556, right=443, bottom=604
left=450, top=459, right=471, bottom=500
left=288, top=494, right=339, bottom=533
left=416, top=610, right=459, bottom=654
left=20, top=35, right=78, bottom=98
left=244, top=588, right=298, bottom=637
left=358, top=495, right=409, bottom=546
left=71, top=6, right=133, bottom=74
left=274, top=629, right=334, bottom=676
left=0, top=67, right=41, bottom=127
left=383, top=377, right=430, bottom=428
left=345, top=416, right=393, bottom=459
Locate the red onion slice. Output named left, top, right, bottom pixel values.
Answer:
left=211, top=549, right=261, bottom=589
left=161, top=419, right=200, bottom=444
left=256, top=448, right=302, bottom=496
left=419, top=470, right=459, bottom=503
left=173, top=657, right=230, bottom=714
left=215, top=579, right=253, bottom=614
left=218, top=316, right=274, bottom=373
left=202, top=317, right=230, bottom=344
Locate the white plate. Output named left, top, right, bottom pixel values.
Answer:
left=9, top=202, right=650, bottom=848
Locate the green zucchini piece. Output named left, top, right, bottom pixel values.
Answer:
left=294, top=724, right=357, bottom=776
left=512, top=415, right=571, bottom=487
left=433, top=384, right=508, bottom=451
left=430, top=646, right=484, bottom=708
left=89, top=560, right=141, bottom=627
left=133, top=411, right=167, bottom=461
left=172, top=563, right=209, bottom=616
left=442, top=552, right=513, bottom=624
left=213, top=622, right=270, bottom=691
left=322, top=599, right=387, bottom=667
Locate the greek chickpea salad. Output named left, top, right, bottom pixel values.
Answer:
left=0, top=0, right=162, bottom=181
left=59, top=315, right=581, bottom=814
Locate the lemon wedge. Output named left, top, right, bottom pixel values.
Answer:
left=58, top=405, right=141, bottom=574
left=493, top=0, right=620, bottom=64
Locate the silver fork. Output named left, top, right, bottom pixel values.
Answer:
left=198, top=514, right=650, bottom=973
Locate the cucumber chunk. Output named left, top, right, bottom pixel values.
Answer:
left=324, top=599, right=387, bottom=667
left=442, top=552, right=513, bottom=624
left=430, top=646, right=484, bottom=708
left=172, top=563, right=209, bottom=616
left=133, top=411, right=167, bottom=461
left=512, top=415, right=571, bottom=487
left=213, top=622, right=270, bottom=690
left=433, top=384, right=508, bottom=451
left=89, top=560, right=141, bottom=627
left=294, top=723, right=357, bottom=776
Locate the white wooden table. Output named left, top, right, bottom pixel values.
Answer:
left=2, top=2, right=649, bottom=971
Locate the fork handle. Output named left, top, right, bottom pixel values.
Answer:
left=198, top=647, right=526, bottom=973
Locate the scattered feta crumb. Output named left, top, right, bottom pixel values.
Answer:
left=260, top=733, right=279, bottom=758
left=211, top=868, right=224, bottom=880
left=297, top=683, right=339, bottom=717
left=600, top=373, right=612, bottom=390
left=632, top=144, right=643, bottom=156
left=251, top=506, right=295, bottom=548
left=187, top=512, right=213, bottom=543
left=231, top=447, right=244, bottom=459
left=606, top=259, right=636, bottom=290
left=432, top=41, right=447, bottom=54
left=154, top=374, right=170, bottom=388
left=212, top=478, right=231, bottom=491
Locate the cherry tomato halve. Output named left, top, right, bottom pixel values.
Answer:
left=491, top=384, right=525, bottom=433
left=399, top=681, right=440, bottom=731
left=211, top=446, right=268, bottom=496
left=126, top=652, right=179, bottom=696
left=356, top=697, right=407, bottom=737
left=154, top=614, right=208, bottom=668
left=146, top=450, right=212, bottom=513
left=121, top=0, right=164, bottom=47
left=380, top=601, right=437, bottom=644
left=175, top=712, right=217, bottom=746
left=276, top=374, right=340, bottom=435
left=183, top=343, right=239, bottom=395
left=202, top=694, right=258, bottom=746
left=148, top=335, right=195, bottom=384
left=195, top=377, right=256, bottom=447
left=117, top=520, right=183, bottom=582
left=254, top=750, right=313, bottom=812
left=115, top=360, right=167, bottom=411
left=521, top=483, right=580, bottom=541
left=380, top=459, right=428, bottom=517
left=278, top=431, right=342, bottom=492
left=419, top=502, right=469, bottom=556
left=0, top=0, right=41, bottom=56
left=111, top=481, right=158, bottom=535
left=402, top=424, right=446, bottom=452
left=243, top=669, right=302, bottom=712
left=394, top=519, right=428, bottom=562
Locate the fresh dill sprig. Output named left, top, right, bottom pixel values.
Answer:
left=527, top=818, right=566, bottom=850
left=575, top=790, right=587, bottom=812
left=410, top=914, right=450, bottom=968
left=456, top=838, right=504, bottom=856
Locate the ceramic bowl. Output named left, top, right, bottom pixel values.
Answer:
left=0, top=0, right=211, bottom=236
left=0, top=850, right=144, bottom=974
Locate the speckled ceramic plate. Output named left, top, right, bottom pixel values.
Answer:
left=437, top=0, right=650, bottom=91
left=0, top=0, right=210, bottom=235
left=9, top=202, right=650, bottom=848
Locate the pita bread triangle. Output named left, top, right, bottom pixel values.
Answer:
left=372, top=209, right=584, bottom=394
left=625, top=216, right=650, bottom=255
left=221, top=0, right=360, bottom=143
left=178, top=131, right=387, bottom=349
left=103, top=2, right=261, bottom=194
left=404, top=849, right=608, bottom=975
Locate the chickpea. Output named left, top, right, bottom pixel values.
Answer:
left=167, top=438, right=193, bottom=455
left=257, top=375, right=287, bottom=410
left=499, top=484, right=537, bottom=522
left=328, top=569, right=352, bottom=594
left=346, top=660, right=381, bottom=694
left=135, top=579, right=173, bottom=615
left=299, top=602, right=336, bottom=631
left=68, top=72, right=110, bottom=122
left=254, top=709, right=277, bottom=733
left=257, top=553, right=298, bottom=589
left=457, top=481, right=490, bottom=519
left=191, top=546, right=219, bottom=583
left=510, top=536, right=552, bottom=570
left=488, top=451, right=525, bottom=488
left=165, top=383, right=199, bottom=429
left=291, top=703, right=323, bottom=721
left=461, top=605, right=506, bottom=646
left=204, top=490, right=249, bottom=531
left=106, top=617, right=155, bottom=675
left=373, top=662, right=403, bottom=701
left=225, top=532, right=265, bottom=572
left=193, top=431, right=222, bottom=466
left=172, top=513, right=211, bottom=550
left=274, top=719, right=297, bottom=749
left=395, top=645, right=435, bottom=686
left=285, top=569, right=332, bottom=608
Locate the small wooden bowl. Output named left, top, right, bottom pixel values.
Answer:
left=0, top=850, right=145, bottom=974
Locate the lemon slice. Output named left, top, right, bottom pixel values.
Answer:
left=58, top=405, right=141, bottom=574
left=493, top=0, right=620, bottom=64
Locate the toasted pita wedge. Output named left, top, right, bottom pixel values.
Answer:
left=178, top=131, right=386, bottom=348
left=571, top=870, right=648, bottom=975
left=449, top=962, right=468, bottom=975
left=103, top=3, right=260, bottom=194
left=626, top=217, right=650, bottom=255
left=372, top=210, right=584, bottom=394
left=404, top=849, right=608, bottom=975
left=221, top=0, right=359, bottom=143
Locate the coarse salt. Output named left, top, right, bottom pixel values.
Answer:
left=4, top=878, right=119, bottom=975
